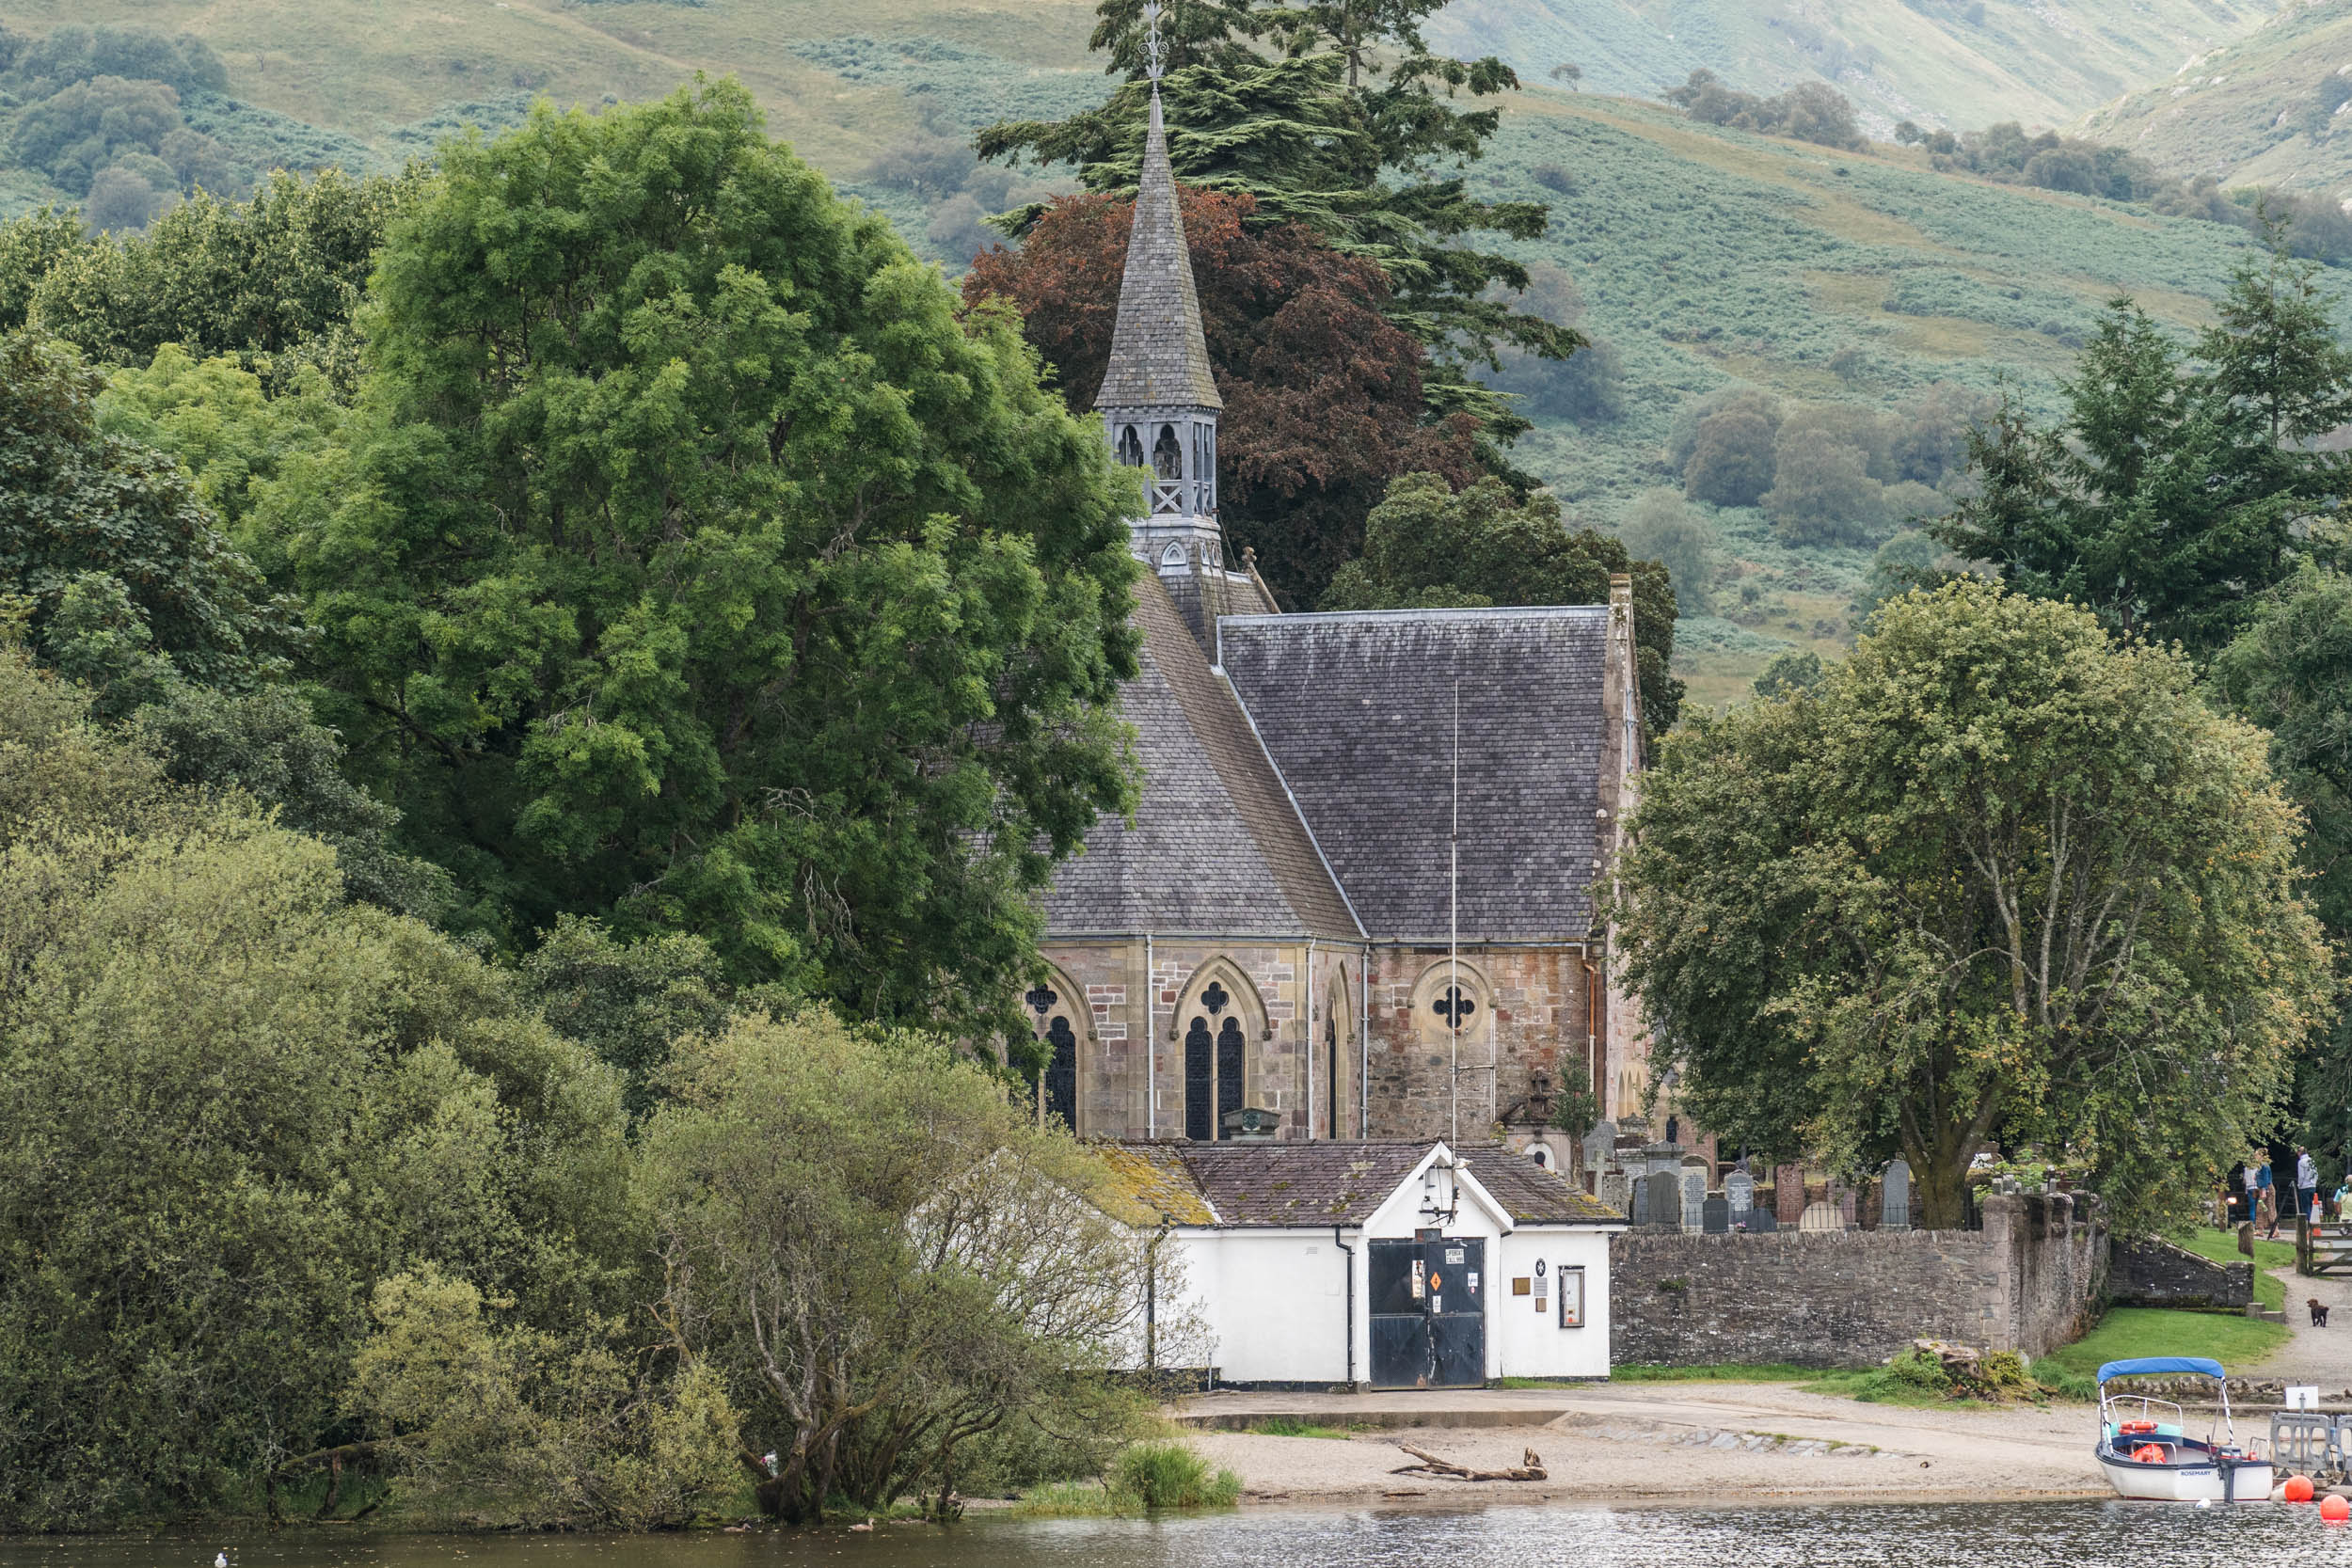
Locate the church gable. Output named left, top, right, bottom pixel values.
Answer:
left=1216, top=607, right=1613, bottom=942
left=1042, top=574, right=1359, bottom=940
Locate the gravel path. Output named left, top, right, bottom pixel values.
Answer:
left=2258, top=1263, right=2352, bottom=1391
left=1179, top=1384, right=2105, bottom=1505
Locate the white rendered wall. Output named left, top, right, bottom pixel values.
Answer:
left=1492, top=1227, right=1614, bottom=1379
left=1174, top=1228, right=1354, bottom=1384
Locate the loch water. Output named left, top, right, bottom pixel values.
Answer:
left=12, top=1501, right=2352, bottom=1568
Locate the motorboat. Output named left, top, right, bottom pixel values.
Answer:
left=2096, top=1356, right=2274, bottom=1502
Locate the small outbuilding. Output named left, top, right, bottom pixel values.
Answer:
left=1096, top=1140, right=1625, bottom=1388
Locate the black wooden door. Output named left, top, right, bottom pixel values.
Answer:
left=1184, top=1017, right=1213, bottom=1141
left=1427, top=1237, right=1486, bottom=1388
left=1366, top=1236, right=1486, bottom=1388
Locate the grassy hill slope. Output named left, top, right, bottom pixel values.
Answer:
left=1429, top=0, right=2282, bottom=137
left=1465, top=94, right=2313, bottom=708
left=2073, top=0, right=2352, bottom=198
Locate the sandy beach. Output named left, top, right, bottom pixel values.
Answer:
left=1176, top=1384, right=2109, bottom=1505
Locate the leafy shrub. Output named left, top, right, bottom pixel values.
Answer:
left=1685, top=405, right=1781, bottom=507
left=1665, top=71, right=1863, bottom=150
left=1619, top=488, right=1715, bottom=612
left=1885, top=1348, right=1952, bottom=1391
left=1764, top=428, right=1883, bottom=545
left=1753, top=648, right=1822, bottom=697
left=1109, top=1442, right=1241, bottom=1509
left=7, top=24, right=228, bottom=97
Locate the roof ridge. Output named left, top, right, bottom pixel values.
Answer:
left=1095, top=87, right=1223, bottom=412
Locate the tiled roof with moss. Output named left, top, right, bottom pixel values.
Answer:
left=1089, top=1140, right=1623, bottom=1227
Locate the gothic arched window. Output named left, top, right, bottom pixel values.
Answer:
left=1043, top=1015, right=1077, bottom=1130
left=1117, top=425, right=1144, bottom=468
left=1215, top=1017, right=1245, bottom=1137
left=1152, top=423, right=1183, bottom=483
left=1184, top=1017, right=1214, bottom=1141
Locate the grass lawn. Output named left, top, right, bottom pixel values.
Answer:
left=2038, top=1307, right=2291, bottom=1386
left=2180, top=1227, right=2295, bottom=1311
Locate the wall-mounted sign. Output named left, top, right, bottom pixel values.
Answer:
left=1557, top=1265, right=1585, bottom=1329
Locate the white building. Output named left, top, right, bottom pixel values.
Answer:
left=1097, top=1139, right=1625, bottom=1387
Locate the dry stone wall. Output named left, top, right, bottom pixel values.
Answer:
left=1611, top=1193, right=2106, bottom=1368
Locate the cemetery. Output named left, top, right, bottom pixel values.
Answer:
left=1588, top=1128, right=2110, bottom=1370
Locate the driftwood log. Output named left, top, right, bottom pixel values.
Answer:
left=1391, top=1444, right=1547, bottom=1481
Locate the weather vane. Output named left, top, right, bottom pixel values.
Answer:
left=1141, top=0, right=1166, bottom=83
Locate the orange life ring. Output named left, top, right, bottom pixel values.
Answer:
left=2120, top=1420, right=2157, bottom=1435
left=2132, top=1443, right=2168, bottom=1465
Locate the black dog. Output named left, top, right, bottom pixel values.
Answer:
left=2311, top=1298, right=2330, bottom=1328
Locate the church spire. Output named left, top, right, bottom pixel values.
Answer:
left=1095, top=84, right=1222, bottom=412
left=1098, top=3, right=1227, bottom=578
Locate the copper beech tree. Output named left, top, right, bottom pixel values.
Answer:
left=964, top=187, right=1480, bottom=608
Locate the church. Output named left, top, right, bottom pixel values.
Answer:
left=1018, top=83, right=1652, bottom=1167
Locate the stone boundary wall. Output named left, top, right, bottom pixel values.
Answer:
left=1611, top=1193, right=2106, bottom=1369
left=2110, top=1236, right=2252, bottom=1309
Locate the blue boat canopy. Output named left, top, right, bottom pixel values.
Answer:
left=2097, top=1356, right=2227, bottom=1384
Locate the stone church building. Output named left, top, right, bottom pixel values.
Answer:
left=1019, top=86, right=1650, bottom=1164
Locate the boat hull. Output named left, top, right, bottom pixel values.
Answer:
left=2098, top=1451, right=2274, bottom=1502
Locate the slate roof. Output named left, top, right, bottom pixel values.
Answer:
left=1041, top=575, right=1359, bottom=938
left=1216, top=608, right=1611, bottom=942
left=1095, top=89, right=1222, bottom=412
left=1095, top=1140, right=1623, bottom=1227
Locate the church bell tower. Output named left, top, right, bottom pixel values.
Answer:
left=1097, top=2, right=1228, bottom=580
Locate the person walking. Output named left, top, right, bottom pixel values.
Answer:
left=2298, top=1146, right=2320, bottom=1230
left=2259, top=1156, right=2280, bottom=1240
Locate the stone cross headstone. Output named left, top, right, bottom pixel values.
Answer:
left=1748, top=1205, right=1778, bottom=1234
left=1799, top=1201, right=1840, bottom=1232
left=1681, top=1168, right=1707, bottom=1231
left=1587, top=1118, right=1616, bottom=1153
left=1881, top=1159, right=1912, bottom=1232
left=1775, top=1164, right=1807, bottom=1225
left=1703, top=1194, right=1730, bottom=1234
left=1725, top=1168, right=1755, bottom=1222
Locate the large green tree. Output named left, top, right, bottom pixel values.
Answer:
left=0, top=644, right=637, bottom=1528
left=263, top=83, right=1141, bottom=1032
left=2214, top=565, right=2352, bottom=1180
left=1617, top=581, right=2328, bottom=1230
left=1936, top=238, right=2352, bottom=657
left=977, top=0, right=1574, bottom=436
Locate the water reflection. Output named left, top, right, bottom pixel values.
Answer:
left=8, top=1502, right=2352, bottom=1568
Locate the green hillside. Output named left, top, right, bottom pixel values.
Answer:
left=1429, top=0, right=2282, bottom=137
left=2074, top=0, right=2352, bottom=197
left=1465, top=94, right=2315, bottom=709
left=0, top=0, right=2328, bottom=705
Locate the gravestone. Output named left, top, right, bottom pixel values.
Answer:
left=1833, top=1183, right=1858, bottom=1228
left=1725, top=1168, right=1755, bottom=1222
left=1748, top=1205, right=1779, bottom=1234
left=1776, top=1164, right=1807, bottom=1225
left=1881, top=1159, right=1913, bottom=1232
left=1628, top=1174, right=1649, bottom=1227
left=1702, top=1195, right=1730, bottom=1234
left=1681, top=1168, right=1707, bottom=1231
left=1587, top=1118, right=1616, bottom=1152
left=1799, top=1202, right=1841, bottom=1232
left=1647, top=1175, right=1684, bottom=1231
left=1599, top=1168, right=1632, bottom=1219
